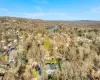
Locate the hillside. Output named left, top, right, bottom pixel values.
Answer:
left=0, top=17, right=100, bottom=80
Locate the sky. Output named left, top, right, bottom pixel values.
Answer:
left=0, top=0, right=100, bottom=20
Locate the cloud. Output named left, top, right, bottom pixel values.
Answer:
left=20, top=13, right=44, bottom=17
left=92, top=7, right=100, bottom=13
left=40, top=0, right=48, bottom=4
left=33, top=6, right=43, bottom=11
left=19, top=12, right=67, bottom=17
left=0, top=8, right=8, bottom=12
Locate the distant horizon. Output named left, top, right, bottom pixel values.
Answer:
left=0, top=16, right=100, bottom=21
left=0, top=0, right=100, bottom=20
